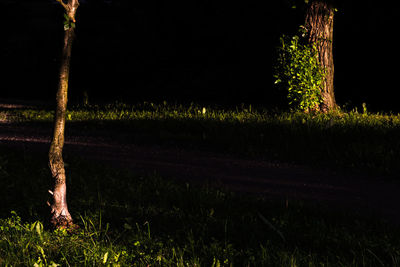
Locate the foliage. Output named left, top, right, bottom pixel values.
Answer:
left=63, top=13, right=75, bottom=31
left=1, top=149, right=400, bottom=266
left=274, top=27, right=325, bottom=112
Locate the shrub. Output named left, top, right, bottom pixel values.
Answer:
left=274, top=27, right=325, bottom=112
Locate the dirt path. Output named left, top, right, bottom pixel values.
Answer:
left=1, top=103, right=400, bottom=224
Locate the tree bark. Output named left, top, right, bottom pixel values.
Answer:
left=305, top=0, right=336, bottom=112
left=49, top=0, right=79, bottom=229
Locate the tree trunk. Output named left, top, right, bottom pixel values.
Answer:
left=305, top=0, right=336, bottom=112
left=49, top=0, right=79, bottom=229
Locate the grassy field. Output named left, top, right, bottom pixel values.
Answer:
left=1, top=102, right=400, bottom=266
left=4, top=102, right=400, bottom=177
left=1, top=146, right=400, bottom=266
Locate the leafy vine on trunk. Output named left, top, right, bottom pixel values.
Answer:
left=275, top=0, right=337, bottom=112
left=274, top=26, right=325, bottom=112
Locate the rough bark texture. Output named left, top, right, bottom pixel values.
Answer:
left=305, top=0, right=336, bottom=112
left=49, top=0, right=79, bottom=229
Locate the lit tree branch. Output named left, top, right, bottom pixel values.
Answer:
left=56, top=0, right=80, bottom=23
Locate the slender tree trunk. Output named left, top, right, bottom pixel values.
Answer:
left=49, top=0, right=79, bottom=229
left=305, top=0, right=336, bottom=112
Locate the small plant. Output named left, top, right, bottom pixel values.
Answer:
left=274, top=26, right=325, bottom=112
left=63, top=13, right=76, bottom=31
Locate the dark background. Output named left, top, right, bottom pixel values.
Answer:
left=1, top=0, right=398, bottom=112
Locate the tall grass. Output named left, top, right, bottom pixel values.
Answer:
left=0, top=148, right=400, bottom=266
left=7, top=101, right=400, bottom=125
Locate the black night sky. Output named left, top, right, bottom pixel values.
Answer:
left=1, top=0, right=398, bottom=111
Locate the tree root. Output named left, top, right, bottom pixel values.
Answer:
left=50, top=214, right=79, bottom=232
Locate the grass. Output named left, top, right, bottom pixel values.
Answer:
left=3, top=101, right=400, bottom=177
left=1, top=146, right=400, bottom=266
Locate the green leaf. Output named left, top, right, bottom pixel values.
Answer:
left=35, top=221, right=43, bottom=236
left=103, top=252, right=109, bottom=264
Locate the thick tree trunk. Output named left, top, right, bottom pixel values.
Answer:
left=49, top=0, right=79, bottom=229
left=305, top=0, right=336, bottom=112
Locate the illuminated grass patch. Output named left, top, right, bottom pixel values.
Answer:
left=2, top=102, right=400, bottom=176
left=5, top=102, right=400, bottom=125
